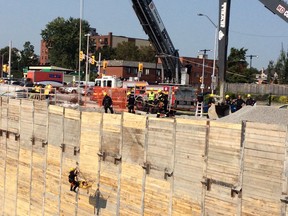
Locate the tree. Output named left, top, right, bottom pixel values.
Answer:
left=226, top=47, right=257, bottom=83
left=266, top=60, right=275, bottom=83
left=41, top=17, right=90, bottom=70
left=19, top=41, right=39, bottom=69
left=274, top=46, right=288, bottom=84
left=114, top=41, right=140, bottom=61
left=138, top=45, right=156, bottom=62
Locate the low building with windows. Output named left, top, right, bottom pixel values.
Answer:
left=99, top=60, right=162, bottom=84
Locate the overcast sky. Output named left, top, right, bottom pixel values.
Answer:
left=1, top=0, right=288, bottom=70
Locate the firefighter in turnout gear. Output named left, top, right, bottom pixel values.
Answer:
left=127, top=92, right=135, bottom=113
left=158, top=89, right=169, bottom=116
left=68, top=168, right=79, bottom=192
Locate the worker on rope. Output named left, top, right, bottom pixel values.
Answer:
left=68, top=167, right=79, bottom=192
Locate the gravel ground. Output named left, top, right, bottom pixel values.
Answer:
left=217, top=105, right=288, bottom=125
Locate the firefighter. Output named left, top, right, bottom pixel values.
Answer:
left=102, top=92, right=114, bottom=114
left=127, top=92, right=135, bottom=113
left=246, top=94, right=256, bottom=106
left=157, top=89, right=168, bottom=117
left=68, top=168, right=79, bottom=192
left=146, top=88, right=155, bottom=114
left=207, top=94, right=215, bottom=108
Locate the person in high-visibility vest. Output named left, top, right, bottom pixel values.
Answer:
left=147, top=88, right=155, bottom=114
left=44, top=83, right=52, bottom=99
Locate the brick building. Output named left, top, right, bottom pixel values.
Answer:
left=40, top=32, right=151, bottom=65
left=99, top=60, right=162, bottom=84
left=39, top=31, right=217, bottom=91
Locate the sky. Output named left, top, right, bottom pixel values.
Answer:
left=1, top=0, right=288, bottom=70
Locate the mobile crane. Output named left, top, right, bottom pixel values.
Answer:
left=259, top=0, right=288, bottom=23
left=131, top=0, right=182, bottom=83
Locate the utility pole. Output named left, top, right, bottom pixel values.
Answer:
left=199, top=49, right=212, bottom=94
left=197, top=13, right=218, bottom=94
left=246, top=55, right=258, bottom=69
left=85, top=33, right=90, bottom=85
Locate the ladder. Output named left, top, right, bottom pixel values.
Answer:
left=195, top=102, right=203, bottom=117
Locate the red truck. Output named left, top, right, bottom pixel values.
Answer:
left=26, top=70, right=64, bottom=87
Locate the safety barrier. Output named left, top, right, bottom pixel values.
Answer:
left=91, top=87, right=127, bottom=111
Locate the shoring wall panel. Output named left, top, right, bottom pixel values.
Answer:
left=77, top=112, right=102, bottom=215
left=241, top=122, right=285, bottom=215
left=98, top=113, right=122, bottom=215
left=144, top=117, right=174, bottom=216
left=44, top=105, right=64, bottom=215
left=173, top=119, right=207, bottom=215
left=16, top=100, right=34, bottom=215
left=204, top=121, right=242, bottom=215
left=119, top=113, right=146, bottom=215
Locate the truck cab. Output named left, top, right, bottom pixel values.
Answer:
left=95, top=76, right=122, bottom=88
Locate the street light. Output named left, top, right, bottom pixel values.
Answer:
left=199, top=49, right=212, bottom=93
left=246, top=55, right=258, bottom=68
left=197, top=13, right=218, bottom=94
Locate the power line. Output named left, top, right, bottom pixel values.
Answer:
left=230, top=30, right=288, bottom=38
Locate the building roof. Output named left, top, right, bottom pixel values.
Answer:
left=28, top=66, right=75, bottom=72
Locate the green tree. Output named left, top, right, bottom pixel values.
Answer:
left=266, top=60, right=275, bottom=83
left=41, top=17, right=90, bottom=70
left=274, top=46, right=288, bottom=84
left=226, top=47, right=257, bottom=83
left=138, top=45, right=156, bottom=62
left=0, top=46, right=24, bottom=78
left=19, top=41, right=39, bottom=69
left=114, top=41, right=140, bottom=61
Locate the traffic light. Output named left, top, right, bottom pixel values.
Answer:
left=138, top=62, right=143, bottom=72
left=2, top=64, right=7, bottom=72
left=103, top=60, right=108, bottom=69
left=91, top=55, right=95, bottom=65
left=79, top=51, right=84, bottom=61
left=199, top=76, right=203, bottom=83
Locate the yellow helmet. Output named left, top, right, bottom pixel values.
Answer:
left=158, top=89, right=162, bottom=93
left=225, top=95, right=229, bottom=98
left=247, top=94, right=251, bottom=97
left=70, top=168, right=75, bottom=171
left=127, top=92, right=131, bottom=96
left=210, top=94, right=214, bottom=97
left=103, top=92, right=107, bottom=96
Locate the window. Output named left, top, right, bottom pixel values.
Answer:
left=156, top=69, right=161, bottom=77
left=95, top=80, right=101, bottom=86
left=132, top=68, right=137, bottom=75
left=145, top=69, right=149, bottom=75
left=103, top=80, right=112, bottom=87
